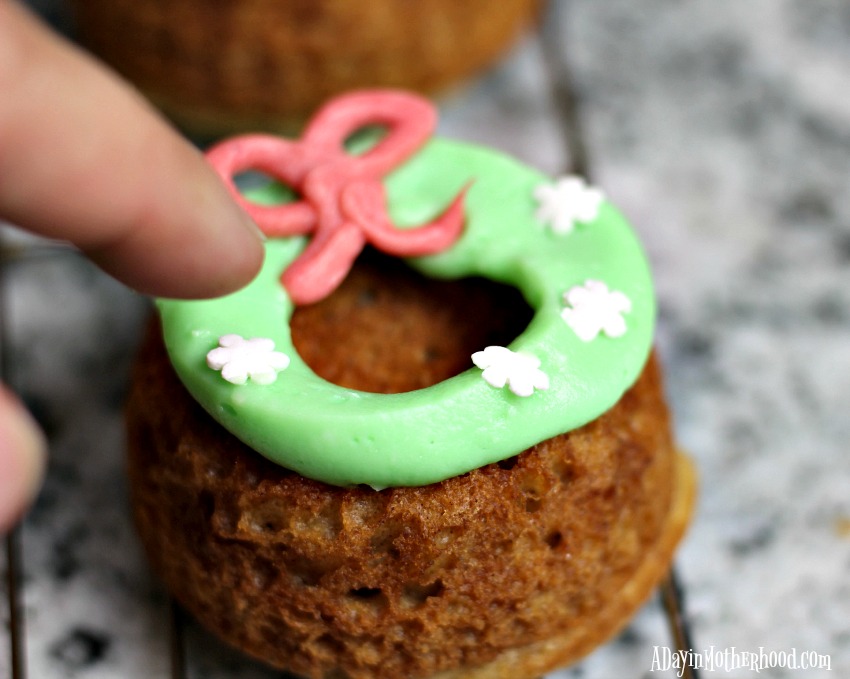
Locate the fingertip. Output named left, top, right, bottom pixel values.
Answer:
left=172, top=170, right=269, bottom=298
left=220, top=216, right=268, bottom=295
left=0, top=388, right=47, bottom=534
left=85, top=201, right=267, bottom=300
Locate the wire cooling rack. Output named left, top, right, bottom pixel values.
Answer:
left=2, top=2, right=699, bottom=677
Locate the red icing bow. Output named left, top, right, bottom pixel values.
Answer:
left=206, top=90, right=468, bottom=306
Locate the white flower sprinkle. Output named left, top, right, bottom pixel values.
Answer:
left=561, top=280, right=632, bottom=342
left=533, top=175, right=604, bottom=235
left=471, top=346, right=550, bottom=398
left=207, top=334, right=290, bottom=385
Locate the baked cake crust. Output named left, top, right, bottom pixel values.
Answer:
left=126, top=256, right=694, bottom=679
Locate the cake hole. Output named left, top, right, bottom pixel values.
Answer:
left=401, top=579, right=444, bottom=608
left=349, top=586, right=383, bottom=599
left=497, top=456, right=520, bottom=471
left=551, top=457, right=576, bottom=486
left=291, top=249, right=533, bottom=394
left=347, top=587, right=389, bottom=613
left=244, top=502, right=289, bottom=534
left=525, top=497, right=543, bottom=513
left=545, top=531, right=563, bottom=549
left=519, top=471, right=548, bottom=498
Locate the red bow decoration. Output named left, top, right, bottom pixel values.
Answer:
left=207, top=90, right=468, bottom=305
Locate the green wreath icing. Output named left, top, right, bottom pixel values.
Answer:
left=158, top=138, right=655, bottom=488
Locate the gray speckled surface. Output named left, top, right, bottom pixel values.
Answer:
left=565, top=3, right=850, bottom=677
left=2, top=1, right=849, bottom=678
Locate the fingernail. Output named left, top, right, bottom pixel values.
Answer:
left=201, top=159, right=266, bottom=244
left=0, top=389, right=47, bottom=533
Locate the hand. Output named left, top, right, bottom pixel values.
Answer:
left=0, top=2, right=265, bottom=532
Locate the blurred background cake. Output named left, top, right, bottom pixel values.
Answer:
left=69, top=0, right=542, bottom=137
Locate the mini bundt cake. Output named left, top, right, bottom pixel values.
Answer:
left=125, top=90, right=695, bottom=678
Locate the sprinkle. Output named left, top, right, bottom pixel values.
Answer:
left=561, top=280, right=632, bottom=342
left=472, top=346, right=549, bottom=397
left=207, top=334, right=290, bottom=385
left=533, top=175, right=604, bottom=235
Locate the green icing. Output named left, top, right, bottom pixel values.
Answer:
left=158, top=138, right=655, bottom=488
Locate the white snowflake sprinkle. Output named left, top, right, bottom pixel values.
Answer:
left=471, top=346, right=550, bottom=398
left=533, top=175, right=604, bottom=235
left=206, top=334, right=290, bottom=385
left=561, top=280, right=632, bottom=342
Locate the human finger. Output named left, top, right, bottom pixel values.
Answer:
left=0, top=386, right=47, bottom=534
left=0, top=2, right=264, bottom=299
